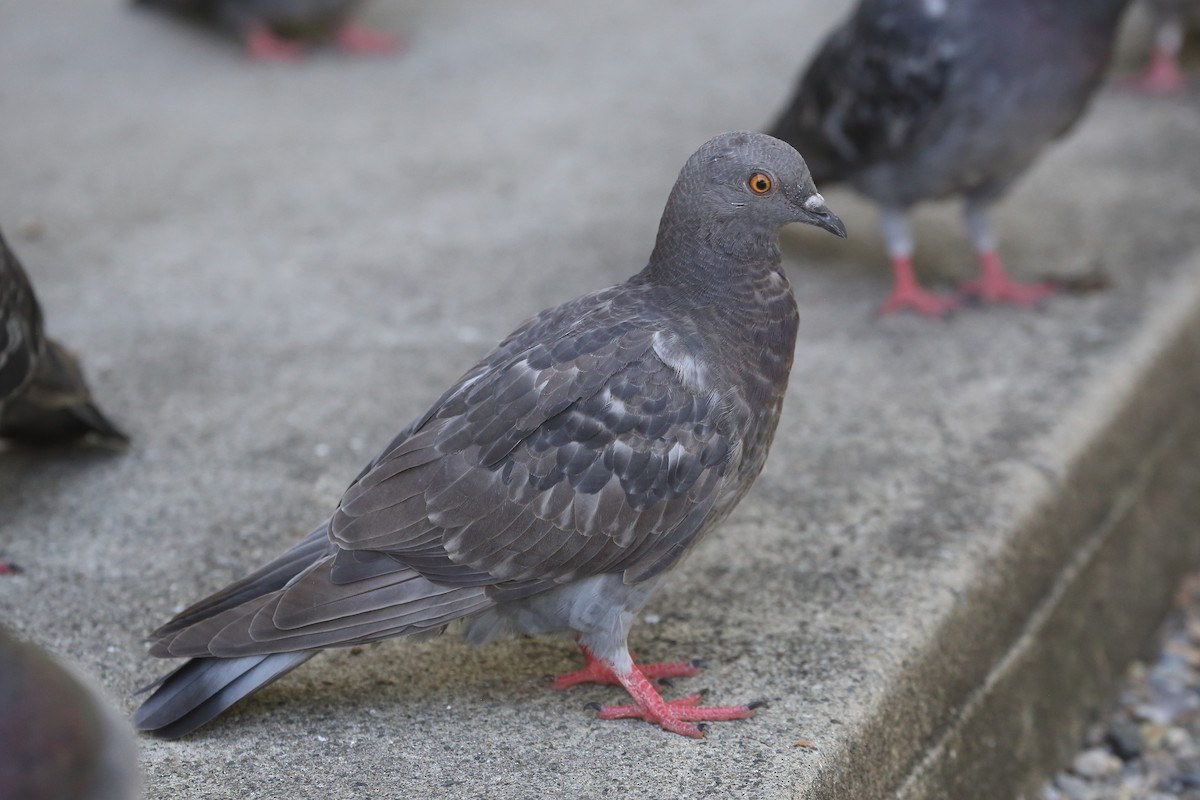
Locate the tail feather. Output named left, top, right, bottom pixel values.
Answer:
left=152, top=523, right=334, bottom=638
left=0, top=340, right=128, bottom=444
left=134, top=652, right=314, bottom=739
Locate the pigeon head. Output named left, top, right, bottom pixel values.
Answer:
left=650, top=131, right=846, bottom=273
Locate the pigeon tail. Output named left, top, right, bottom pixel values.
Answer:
left=134, top=652, right=314, bottom=738
left=150, top=524, right=334, bottom=639
left=0, top=340, right=128, bottom=444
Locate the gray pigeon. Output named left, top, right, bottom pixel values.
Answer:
left=133, top=131, right=846, bottom=739
left=134, top=0, right=398, bottom=61
left=1126, top=0, right=1200, bottom=92
left=0, top=627, right=141, bottom=800
left=769, top=0, right=1131, bottom=316
left=0, top=229, right=128, bottom=445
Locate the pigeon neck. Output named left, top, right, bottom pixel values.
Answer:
left=644, top=207, right=783, bottom=294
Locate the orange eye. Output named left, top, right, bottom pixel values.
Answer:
left=748, top=172, right=773, bottom=195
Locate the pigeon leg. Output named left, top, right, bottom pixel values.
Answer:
left=880, top=256, right=960, bottom=317
left=877, top=207, right=958, bottom=317
left=553, top=642, right=703, bottom=690
left=334, top=21, right=401, bottom=55
left=244, top=22, right=304, bottom=62
left=0, top=560, right=23, bottom=576
left=961, top=251, right=1055, bottom=306
left=959, top=203, right=1054, bottom=306
left=1125, top=20, right=1187, bottom=94
left=593, top=664, right=760, bottom=738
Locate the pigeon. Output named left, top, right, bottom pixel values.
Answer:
left=133, top=131, right=846, bottom=740
left=0, top=229, right=128, bottom=445
left=769, top=0, right=1131, bottom=316
left=133, top=0, right=398, bottom=61
left=0, top=627, right=141, bottom=800
left=1126, top=0, right=1200, bottom=93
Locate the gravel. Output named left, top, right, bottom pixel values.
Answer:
left=1043, top=577, right=1200, bottom=800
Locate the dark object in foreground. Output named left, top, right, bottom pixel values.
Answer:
left=134, top=131, right=846, bottom=739
left=769, top=0, right=1131, bottom=317
left=0, top=229, right=128, bottom=445
left=133, top=0, right=399, bottom=61
left=0, top=626, right=140, bottom=800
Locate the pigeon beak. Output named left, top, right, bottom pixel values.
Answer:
left=798, top=193, right=847, bottom=239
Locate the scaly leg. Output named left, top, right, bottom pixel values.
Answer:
left=334, top=20, right=401, bottom=55
left=557, top=643, right=759, bottom=737
left=1125, top=18, right=1187, bottom=95
left=877, top=207, right=958, bottom=317
left=601, top=665, right=761, bottom=738
left=553, top=642, right=704, bottom=690
left=244, top=22, right=304, bottom=62
left=958, top=202, right=1054, bottom=306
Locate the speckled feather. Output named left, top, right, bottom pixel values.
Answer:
left=770, top=0, right=1132, bottom=207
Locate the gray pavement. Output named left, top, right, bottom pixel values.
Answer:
left=2, top=1, right=1200, bottom=798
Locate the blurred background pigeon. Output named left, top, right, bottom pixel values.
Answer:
left=0, top=626, right=141, bottom=800
left=134, top=132, right=845, bottom=740
left=133, top=0, right=398, bottom=61
left=1126, top=0, right=1200, bottom=92
left=0, top=228, right=127, bottom=445
left=769, top=0, right=1132, bottom=316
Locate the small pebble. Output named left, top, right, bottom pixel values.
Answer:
left=1044, top=574, right=1200, bottom=799
left=1105, top=720, right=1144, bottom=761
left=1073, top=748, right=1122, bottom=779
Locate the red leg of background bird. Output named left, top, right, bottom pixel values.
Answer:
left=0, top=561, right=22, bottom=576
left=960, top=251, right=1055, bottom=306
left=553, top=643, right=703, bottom=689
left=244, top=23, right=304, bottom=62
left=879, top=256, right=959, bottom=317
left=1125, top=48, right=1187, bottom=94
left=334, top=21, right=401, bottom=55
left=597, top=665, right=758, bottom=738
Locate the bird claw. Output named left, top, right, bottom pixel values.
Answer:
left=959, top=277, right=1055, bottom=307
left=878, top=286, right=958, bottom=318
left=591, top=694, right=758, bottom=738
left=334, top=22, right=401, bottom=55
left=1123, top=52, right=1187, bottom=95
left=245, top=24, right=304, bottom=62
left=553, top=651, right=705, bottom=690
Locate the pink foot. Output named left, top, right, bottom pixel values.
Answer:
left=879, top=256, right=958, bottom=318
left=553, top=645, right=704, bottom=690
left=599, top=667, right=761, bottom=738
left=960, top=251, right=1055, bottom=307
left=245, top=23, right=304, bottom=62
left=334, top=21, right=401, bottom=55
left=1124, top=50, right=1187, bottom=95
left=0, top=561, right=23, bottom=576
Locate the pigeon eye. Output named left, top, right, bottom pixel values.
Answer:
left=748, top=173, right=773, bottom=195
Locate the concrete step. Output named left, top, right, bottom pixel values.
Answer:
left=1, top=1, right=1198, bottom=798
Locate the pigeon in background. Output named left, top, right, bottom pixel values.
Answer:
left=0, top=229, right=128, bottom=445
left=1126, top=0, right=1199, bottom=93
left=133, top=0, right=398, bottom=61
left=133, top=132, right=846, bottom=740
left=769, top=0, right=1131, bottom=317
left=0, top=627, right=141, bottom=800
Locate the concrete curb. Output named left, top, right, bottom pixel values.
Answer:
left=894, top=263, right=1200, bottom=800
